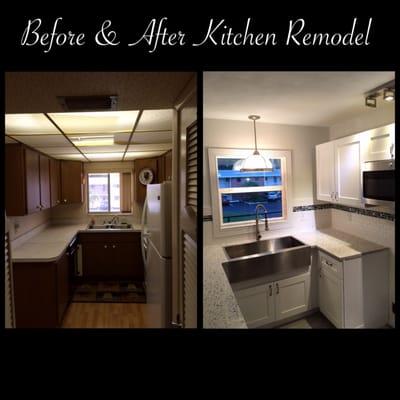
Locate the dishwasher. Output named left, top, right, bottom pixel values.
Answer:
left=66, top=237, right=82, bottom=298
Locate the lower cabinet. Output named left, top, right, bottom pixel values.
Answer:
left=234, top=272, right=311, bottom=328
left=13, top=251, right=71, bottom=328
left=317, top=250, right=389, bottom=328
left=80, top=232, right=144, bottom=281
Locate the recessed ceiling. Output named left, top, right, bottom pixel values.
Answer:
left=204, top=71, right=395, bottom=127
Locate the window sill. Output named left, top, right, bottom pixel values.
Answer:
left=87, top=213, right=133, bottom=216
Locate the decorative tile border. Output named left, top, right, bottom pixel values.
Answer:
left=293, top=203, right=395, bottom=221
left=204, top=204, right=395, bottom=222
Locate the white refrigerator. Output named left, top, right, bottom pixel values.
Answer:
left=141, top=182, right=172, bottom=328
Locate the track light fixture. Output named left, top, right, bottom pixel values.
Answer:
left=365, top=79, right=395, bottom=107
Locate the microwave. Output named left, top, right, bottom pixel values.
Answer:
left=362, top=160, right=395, bottom=206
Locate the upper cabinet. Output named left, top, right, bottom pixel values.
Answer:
left=49, top=158, right=61, bottom=207
left=39, top=154, right=51, bottom=210
left=316, top=133, right=362, bottom=207
left=60, top=161, right=84, bottom=204
left=361, top=123, right=395, bottom=162
left=316, top=123, right=394, bottom=207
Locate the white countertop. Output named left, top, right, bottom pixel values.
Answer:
left=11, top=223, right=142, bottom=263
left=203, top=228, right=387, bottom=329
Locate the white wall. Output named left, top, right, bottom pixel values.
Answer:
left=203, top=118, right=330, bottom=214
left=7, top=209, right=51, bottom=241
left=330, top=106, right=394, bottom=140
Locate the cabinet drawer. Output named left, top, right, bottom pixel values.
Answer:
left=79, top=232, right=140, bottom=243
left=319, top=251, right=343, bottom=279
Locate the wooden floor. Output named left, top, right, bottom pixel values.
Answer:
left=62, top=302, right=153, bottom=328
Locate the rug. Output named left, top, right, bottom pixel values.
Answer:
left=72, top=281, right=146, bottom=303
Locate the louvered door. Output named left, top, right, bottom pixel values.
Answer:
left=5, top=230, right=15, bottom=328
left=186, top=121, right=197, bottom=215
left=183, top=233, right=197, bottom=328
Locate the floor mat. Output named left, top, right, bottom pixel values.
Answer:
left=72, top=281, right=146, bottom=303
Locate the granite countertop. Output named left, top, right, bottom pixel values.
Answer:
left=11, top=223, right=142, bottom=263
left=203, top=228, right=387, bottom=329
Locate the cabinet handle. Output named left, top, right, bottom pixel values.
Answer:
left=63, top=199, right=67, bottom=203
left=269, top=284, right=272, bottom=296
left=390, top=143, right=394, bottom=158
left=276, top=283, right=279, bottom=294
left=112, top=245, right=116, bottom=249
left=104, top=245, right=108, bottom=249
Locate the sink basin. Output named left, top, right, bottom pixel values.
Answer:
left=222, top=236, right=311, bottom=284
left=224, top=236, right=305, bottom=259
left=89, top=224, right=132, bottom=230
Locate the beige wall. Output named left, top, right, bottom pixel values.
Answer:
left=203, top=118, right=330, bottom=213
left=7, top=209, right=51, bottom=241
left=329, top=106, right=395, bottom=140
left=51, top=161, right=140, bottom=225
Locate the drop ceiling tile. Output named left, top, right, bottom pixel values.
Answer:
left=136, top=109, right=172, bottom=131
left=5, top=113, right=61, bottom=135
left=113, top=133, right=132, bottom=145
left=36, top=146, right=80, bottom=155
left=124, top=151, right=166, bottom=160
left=78, top=145, right=127, bottom=153
left=128, top=143, right=172, bottom=152
left=131, top=132, right=172, bottom=144
left=49, top=153, right=86, bottom=161
left=11, top=135, right=73, bottom=148
left=48, top=111, right=139, bottom=134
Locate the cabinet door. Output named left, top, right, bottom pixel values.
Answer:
left=82, top=242, right=111, bottom=278
left=316, top=142, right=335, bottom=202
left=234, top=283, right=275, bottom=328
left=111, top=242, right=144, bottom=280
left=334, top=134, right=362, bottom=207
left=319, top=266, right=343, bottom=328
left=61, top=161, right=83, bottom=204
left=50, top=158, right=61, bottom=207
left=39, top=154, right=51, bottom=210
left=275, top=273, right=311, bottom=321
left=362, top=123, right=395, bottom=162
left=56, top=252, right=70, bottom=323
left=25, top=147, right=41, bottom=214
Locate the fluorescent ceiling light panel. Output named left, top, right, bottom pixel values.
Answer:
left=5, top=113, right=61, bottom=135
left=8, top=135, right=72, bottom=147
left=127, top=143, right=172, bottom=152
left=85, top=152, right=125, bottom=160
left=124, top=151, right=165, bottom=159
left=78, top=145, right=127, bottom=153
left=49, top=153, right=86, bottom=161
left=48, top=110, right=139, bottom=134
left=36, top=146, right=80, bottom=155
left=70, top=136, right=115, bottom=147
left=136, top=109, right=173, bottom=132
left=130, top=132, right=172, bottom=144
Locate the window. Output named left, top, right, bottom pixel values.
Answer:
left=88, top=172, right=132, bottom=213
left=208, top=148, right=292, bottom=236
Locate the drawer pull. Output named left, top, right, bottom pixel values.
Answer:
left=104, top=245, right=108, bottom=249
left=112, top=245, right=116, bottom=249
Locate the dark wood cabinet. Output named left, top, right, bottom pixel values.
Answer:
left=49, top=158, right=61, bottom=207
left=80, top=232, right=144, bottom=280
left=39, top=154, right=51, bottom=210
left=60, top=160, right=83, bottom=204
left=25, top=147, right=41, bottom=214
left=13, top=250, right=71, bottom=328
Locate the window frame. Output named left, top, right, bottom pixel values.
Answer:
left=207, top=147, right=293, bottom=238
left=86, top=171, right=133, bottom=215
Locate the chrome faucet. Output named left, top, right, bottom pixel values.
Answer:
left=109, top=215, right=119, bottom=225
left=255, top=204, right=269, bottom=240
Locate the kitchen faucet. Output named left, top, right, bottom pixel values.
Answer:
left=109, top=215, right=119, bottom=225
left=255, top=204, right=269, bottom=240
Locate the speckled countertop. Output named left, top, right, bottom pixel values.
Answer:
left=11, top=223, right=142, bottom=263
left=203, top=228, right=387, bottom=329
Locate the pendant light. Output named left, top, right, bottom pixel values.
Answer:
left=240, top=115, right=273, bottom=172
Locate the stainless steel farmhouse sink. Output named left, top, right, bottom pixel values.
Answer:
left=222, top=236, right=311, bottom=284
left=88, top=224, right=132, bottom=230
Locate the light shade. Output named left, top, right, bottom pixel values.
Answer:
left=240, top=151, right=273, bottom=172
left=383, top=88, right=395, bottom=102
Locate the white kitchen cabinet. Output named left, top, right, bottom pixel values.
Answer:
left=316, top=133, right=362, bottom=207
left=234, top=272, right=311, bottom=328
left=334, top=133, right=362, bottom=206
left=361, top=123, right=395, bottom=162
left=318, top=250, right=389, bottom=328
left=235, top=283, right=275, bottom=328
left=316, top=141, right=335, bottom=202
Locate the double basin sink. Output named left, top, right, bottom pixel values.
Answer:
left=222, top=236, right=311, bottom=284
left=88, top=223, right=132, bottom=230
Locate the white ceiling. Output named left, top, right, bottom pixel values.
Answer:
left=204, top=71, right=395, bottom=127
